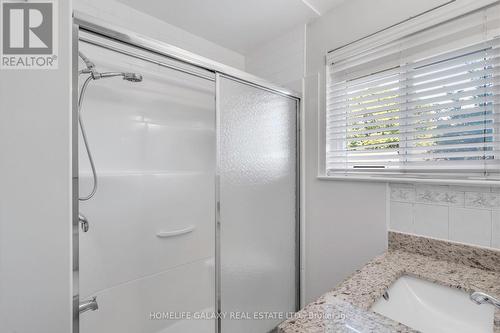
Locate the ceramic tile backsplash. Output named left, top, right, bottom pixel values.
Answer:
left=415, top=185, right=464, bottom=206
left=465, top=192, right=500, bottom=209
left=390, top=202, right=413, bottom=233
left=390, top=185, right=415, bottom=203
left=414, top=204, right=449, bottom=239
left=389, top=184, right=500, bottom=249
left=449, top=208, right=492, bottom=247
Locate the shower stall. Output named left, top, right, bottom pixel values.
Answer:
left=73, top=14, right=300, bottom=333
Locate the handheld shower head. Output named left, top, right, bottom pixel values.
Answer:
left=94, top=72, right=143, bottom=82
left=123, top=72, right=143, bottom=82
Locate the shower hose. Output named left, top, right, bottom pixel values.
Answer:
left=78, top=75, right=98, bottom=201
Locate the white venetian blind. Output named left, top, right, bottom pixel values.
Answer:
left=326, top=4, right=500, bottom=176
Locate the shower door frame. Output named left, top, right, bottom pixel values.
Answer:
left=72, top=12, right=301, bottom=333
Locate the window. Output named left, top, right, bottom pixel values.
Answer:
left=326, top=5, right=500, bottom=177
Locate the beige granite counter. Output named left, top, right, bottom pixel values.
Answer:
left=279, top=232, right=500, bottom=333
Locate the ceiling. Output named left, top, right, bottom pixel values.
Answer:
left=115, top=0, right=346, bottom=54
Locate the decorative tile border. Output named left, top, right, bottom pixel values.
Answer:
left=465, top=192, right=500, bottom=210
left=390, top=184, right=500, bottom=209
left=390, top=185, right=415, bottom=202
left=415, top=185, right=464, bottom=206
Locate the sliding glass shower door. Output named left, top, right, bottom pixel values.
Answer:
left=218, top=76, right=298, bottom=333
left=76, top=29, right=299, bottom=333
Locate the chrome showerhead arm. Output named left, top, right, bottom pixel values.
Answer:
left=78, top=51, right=95, bottom=70
left=77, top=52, right=143, bottom=82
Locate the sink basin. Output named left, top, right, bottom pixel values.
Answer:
left=371, top=275, right=495, bottom=333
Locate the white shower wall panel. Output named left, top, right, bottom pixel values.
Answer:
left=79, top=173, right=214, bottom=296
left=78, top=43, right=215, bottom=174
left=80, top=257, right=215, bottom=333
left=78, top=40, right=216, bottom=332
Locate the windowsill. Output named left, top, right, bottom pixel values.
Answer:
left=317, top=174, right=500, bottom=187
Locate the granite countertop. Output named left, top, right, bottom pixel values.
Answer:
left=279, top=232, right=500, bottom=333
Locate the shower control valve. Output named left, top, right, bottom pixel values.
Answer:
left=79, top=213, right=89, bottom=232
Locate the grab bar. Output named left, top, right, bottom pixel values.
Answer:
left=156, top=225, right=195, bottom=238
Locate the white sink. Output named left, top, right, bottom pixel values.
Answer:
left=371, top=275, right=495, bottom=333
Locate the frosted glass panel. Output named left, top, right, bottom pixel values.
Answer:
left=78, top=40, right=215, bottom=333
left=219, top=77, right=297, bottom=333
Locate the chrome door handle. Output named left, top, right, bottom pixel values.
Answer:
left=79, top=296, right=98, bottom=314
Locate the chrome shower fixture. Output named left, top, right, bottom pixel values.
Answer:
left=123, top=72, right=143, bottom=82
left=93, top=71, right=143, bottom=82
left=78, top=51, right=143, bottom=82
left=78, top=51, right=95, bottom=73
left=77, top=52, right=143, bottom=201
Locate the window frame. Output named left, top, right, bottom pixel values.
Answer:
left=319, top=0, right=500, bottom=184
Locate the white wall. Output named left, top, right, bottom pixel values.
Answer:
left=73, top=0, right=246, bottom=70
left=245, top=25, right=306, bottom=92
left=0, top=2, right=73, bottom=333
left=303, top=0, right=452, bottom=303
